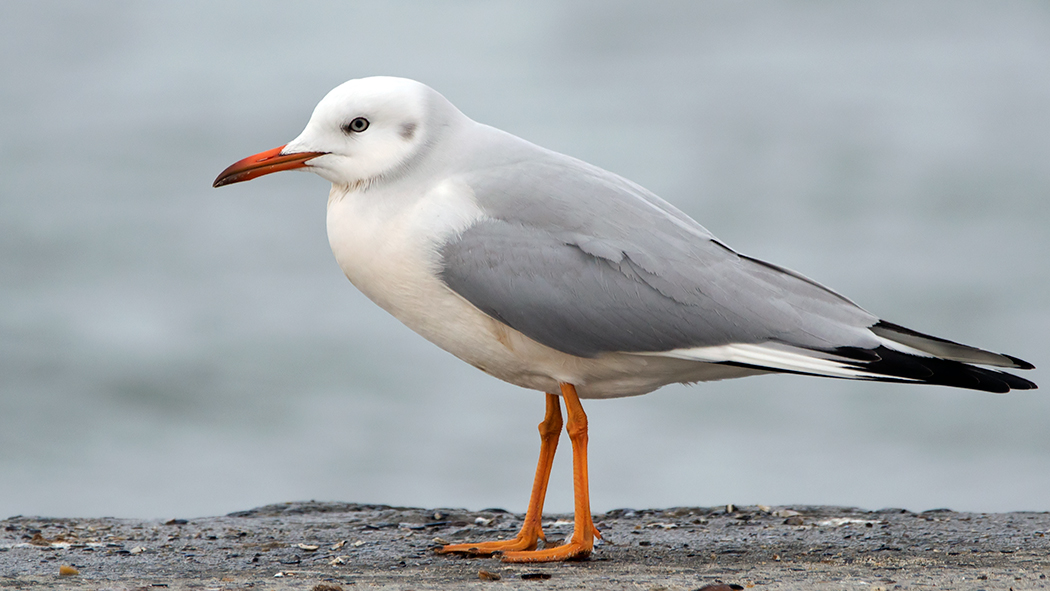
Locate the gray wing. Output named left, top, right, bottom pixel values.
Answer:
left=439, top=145, right=880, bottom=358
left=437, top=131, right=1035, bottom=393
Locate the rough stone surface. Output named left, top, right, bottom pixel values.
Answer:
left=2, top=502, right=1048, bottom=589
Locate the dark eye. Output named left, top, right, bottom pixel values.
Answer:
left=344, top=117, right=369, bottom=133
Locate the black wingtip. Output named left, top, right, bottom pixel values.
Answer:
left=833, top=346, right=1037, bottom=393
left=1003, top=354, right=1036, bottom=371
left=870, top=319, right=1034, bottom=370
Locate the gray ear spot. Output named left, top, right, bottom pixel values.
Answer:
left=400, top=122, right=418, bottom=140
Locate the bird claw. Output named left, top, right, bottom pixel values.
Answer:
left=498, top=539, right=593, bottom=563
left=436, top=535, right=540, bottom=556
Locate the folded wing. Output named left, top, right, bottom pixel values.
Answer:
left=438, top=138, right=1035, bottom=393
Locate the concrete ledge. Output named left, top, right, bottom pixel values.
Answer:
left=2, top=502, right=1048, bottom=590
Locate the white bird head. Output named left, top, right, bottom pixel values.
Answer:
left=214, top=76, right=451, bottom=189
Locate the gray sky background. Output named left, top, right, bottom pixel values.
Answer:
left=1, top=1, right=1048, bottom=518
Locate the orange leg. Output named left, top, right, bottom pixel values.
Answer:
left=437, top=392, right=562, bottom=556
left=500, top=383, right=601, bottom=563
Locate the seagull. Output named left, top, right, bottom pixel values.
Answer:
left=213, top=76, right=1036, bottom=563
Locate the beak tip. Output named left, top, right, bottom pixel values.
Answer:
left=212, top=168, right=243, bottom=188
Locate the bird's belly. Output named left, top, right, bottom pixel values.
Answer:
left=325, top=185, right=758, bottom=398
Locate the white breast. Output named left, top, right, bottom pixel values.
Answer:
left=325, top=180, right=760, bottom=398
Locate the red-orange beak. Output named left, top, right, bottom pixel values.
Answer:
left=212, top=145, right=328, bottom=188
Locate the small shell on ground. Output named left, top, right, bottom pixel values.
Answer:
left=478, top=569, right=501, bottom=580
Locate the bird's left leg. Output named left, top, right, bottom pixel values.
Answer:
left=437, top=392, right=562, bottom=555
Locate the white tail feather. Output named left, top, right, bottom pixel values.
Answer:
left=637, top=343, right=913, bottom=381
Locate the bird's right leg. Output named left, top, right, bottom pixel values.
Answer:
left=437, top=392, right=562, bottom=555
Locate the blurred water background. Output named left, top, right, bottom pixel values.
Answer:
left=1, top=1, right=1048, bottom=519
